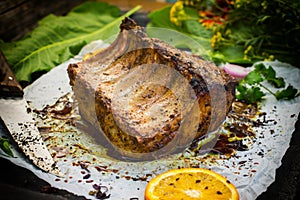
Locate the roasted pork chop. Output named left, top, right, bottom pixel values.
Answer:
left=68, top=18, right=237, bottom=159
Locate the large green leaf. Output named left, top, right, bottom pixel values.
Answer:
left=147, top=6, right=213, bottom=57
left=0, top=2, right=140, bottom=82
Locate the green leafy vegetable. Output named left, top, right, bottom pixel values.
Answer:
left=0, top=2, right=140, bottom=82
left=148, top=0, right=300, bottom=66
left=237, top=63, right=299, bottom=103
left=275, top=85, right=299, bottom=100
left=147, top=3, right=253, bottom=64
left=236, top=85, right=265, bottom=104
left=253, top=63, right=285, bottom=88
left=147, top=5, right=213, bottom=56
left=0, top=137, right=14, bottom=157
left=216, top=0, right=300, bottom=67
left=243, top=70, right=263, bottom=85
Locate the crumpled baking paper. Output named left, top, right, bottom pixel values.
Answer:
left=1, top=40, right=299, bottom=200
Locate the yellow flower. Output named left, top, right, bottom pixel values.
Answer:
left=234, top=0, right=242, bottom=8
left=211, top=35, right=217, bottom=48
left=211, top=32, right=223, bottom=48
left=170, top=1, right=185, bottom=26
left=243, top=45, right=253, bottom=60
left=261, top=1, right=268, bottom=10
left=244, top=45, right=253, bottom=55
left=224, top=29, right=231, bottom=37
left=264, top=54, right=274, bottom=61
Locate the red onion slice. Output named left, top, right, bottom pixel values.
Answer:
left=222, top=63, right=250, bottom=79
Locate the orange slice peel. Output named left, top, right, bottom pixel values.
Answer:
left=145, top=168, right=239, bottom=200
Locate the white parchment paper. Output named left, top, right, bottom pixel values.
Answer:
left=1, top=40, right=299, bottom=200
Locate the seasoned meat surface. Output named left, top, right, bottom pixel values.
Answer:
left=68, top=18, right=237, bottom=159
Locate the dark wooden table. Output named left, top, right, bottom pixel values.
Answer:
left=1, top=1, right=299, bottom=199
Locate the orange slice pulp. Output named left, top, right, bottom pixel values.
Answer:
left=145, top=168, right=239, bottom=200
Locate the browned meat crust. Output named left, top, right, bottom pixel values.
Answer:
left=68, top=18, right=237, bottom=159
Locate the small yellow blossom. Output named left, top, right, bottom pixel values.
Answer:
left=234, top=0, right=241, bottom=8
left=170, top=1, right=185, bottom=26
left=243, top=45, right=253, bottom=60
left=261, top=1, right=268, bottom=10
left=224, top=29, right=231, bottom=37
left=264, top=54, right=275, bottom=61
left=244, top=45, right=253, bottom=55
left=211, top=35, right=217, bottom=48
left=211, top=32, right=223, bottom=48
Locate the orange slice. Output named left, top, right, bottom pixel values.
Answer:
left=145, top=168, right=239, bottom=200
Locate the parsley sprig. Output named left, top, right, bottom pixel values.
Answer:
left=0, top=137, right=14, bottom=157
left=236, top=63, right=299, bottom=104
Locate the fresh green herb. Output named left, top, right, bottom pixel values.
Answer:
left=236, top=63, right=299, bottom=103
left=243, top=70, right=263, bottom=85
left=0, top=137, right=14, bottom=157
left=214, top=0, right=300, bottom=67
left=236, top=84, right=265, bottom=104
left=148, top=0, right=300, bottom=66
left=0, top=2, right=140, bottom=82
left=275, top=85, right=299, bottom=100
left=147, top=2, right=252, bottom=64
left=251, top=63, right=286, bottom=88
